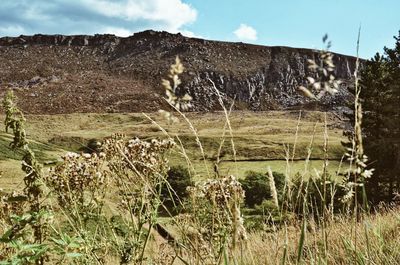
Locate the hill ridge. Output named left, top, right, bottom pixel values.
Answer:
left=0, top=30, right=357, bottom=114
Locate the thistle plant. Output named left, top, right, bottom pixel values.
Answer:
left=46, top=151, right=109, bottom=215
left=102, top=134, right=175, bottom=264
left=43, top=133, right=176, bottom=264
left=179, top=175, right=247, bottom=264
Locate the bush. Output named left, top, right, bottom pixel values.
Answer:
left=239, top=170, right=285, bottom=208
left=161, top=165, right=193, bottom=214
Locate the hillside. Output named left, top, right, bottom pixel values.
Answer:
left=0, top=30, right=358, bottom=114
left=0, top=110, right=346, bottom=191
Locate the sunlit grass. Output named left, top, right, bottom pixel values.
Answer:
left=0, top=111, right=347, bottom=187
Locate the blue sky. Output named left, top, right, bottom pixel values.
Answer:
left=0, top=0, right=399, bottom=58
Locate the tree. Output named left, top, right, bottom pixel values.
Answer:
left=358, top=31, right=400, bottom=203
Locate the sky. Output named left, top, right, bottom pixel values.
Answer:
left=0, top=0, right=399, bottom=59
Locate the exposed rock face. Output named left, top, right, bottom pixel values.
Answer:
left=0, top=30, right=358, bottom=114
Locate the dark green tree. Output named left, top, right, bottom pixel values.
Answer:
left=356, top=31, right=400, bottom=203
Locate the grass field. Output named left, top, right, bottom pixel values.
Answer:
left=2, top=110, right=399, bottom=265
left=0, top=110, right=348, bottom=191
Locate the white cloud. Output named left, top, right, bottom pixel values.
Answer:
left=234, top=24, right=257, bottom=41
left=101, top=26, right=132, bottom=37
left=84, top=0, right=197, bottom=32
left=0, top=0, right=198, bottom=37
left=0, top=25, right=26, bottom=36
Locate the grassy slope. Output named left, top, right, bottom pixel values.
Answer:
left=0, top=110, right=347, bottom=190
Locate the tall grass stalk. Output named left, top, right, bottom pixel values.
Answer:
left=170, top=103, right=211, bottom=179
left=268, top=166, right=280, bottom=210
left=215, top=100, right=235, bottom=178
left=207, top=77, right=238, bottom=177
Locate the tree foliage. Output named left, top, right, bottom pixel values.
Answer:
left=356, top=31, right=400, bottom=203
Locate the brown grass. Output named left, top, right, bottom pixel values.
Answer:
left=239, top=206, right=400, bottom=264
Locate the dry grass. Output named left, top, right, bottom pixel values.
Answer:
left=240, top=206, right=400, bottom=264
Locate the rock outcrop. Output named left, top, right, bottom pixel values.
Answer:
left=0, top=30, right=358, bottom=114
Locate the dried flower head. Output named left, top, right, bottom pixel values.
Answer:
left=46, top=152, right=108, bottom=206
left=160, top=57, right=193, bottom=123
left=299, top=35, right=342, bottom=100
left=182, top=175, right=247, bottom=263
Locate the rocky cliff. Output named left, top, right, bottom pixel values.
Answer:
left=0, top=30, right=358, bottom=114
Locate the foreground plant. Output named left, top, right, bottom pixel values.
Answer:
left=103, top=135, right=175, bottom=263
left=1, top=90, right=50, bottom=264
left=159, top=56, right=193, bottom=123
left=299, top=34, right=342, bottom=100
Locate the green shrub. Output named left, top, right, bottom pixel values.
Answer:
left=254, top=199, right=280, bottom=215
left=239, top=170, right=285, bottom=208
left=161, top=165, right=193, bottom=214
